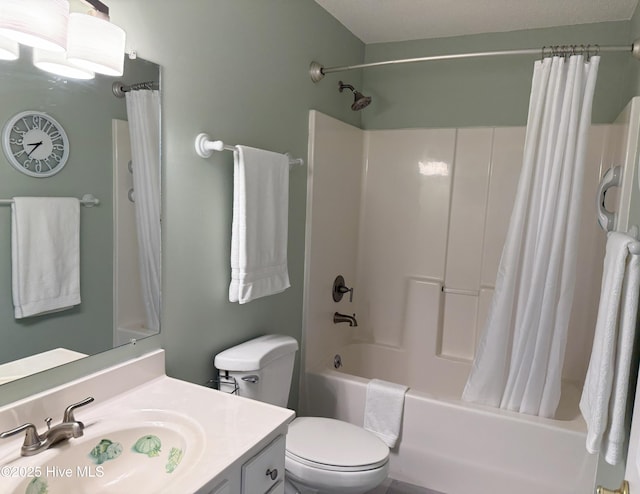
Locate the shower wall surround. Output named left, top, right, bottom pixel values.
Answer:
left=306, top=110, right=611, bottom=392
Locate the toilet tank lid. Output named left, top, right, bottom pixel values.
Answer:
left=214, top=334, right=299, bottom=371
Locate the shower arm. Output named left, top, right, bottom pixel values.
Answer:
left=309, top=40, right=640, bottom=82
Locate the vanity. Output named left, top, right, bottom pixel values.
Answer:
left=0, top=350, right=294, bottom=493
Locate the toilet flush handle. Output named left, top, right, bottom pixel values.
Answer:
left=241, top=375, right=260, bottom=383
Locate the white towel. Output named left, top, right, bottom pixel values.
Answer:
left=580, top=232, right=640, bottom=464
left=364, top=378, right=408, bottom=448
left=229, top=145, right=290, bottom=304
left=11, top=197, right=81, bottom=319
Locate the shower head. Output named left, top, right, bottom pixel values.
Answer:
left=338, top=80, right=372, bottom=111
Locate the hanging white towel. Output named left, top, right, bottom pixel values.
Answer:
left=229, top=145, right=290, bottom=304
left=580, top=232, right=640, bottom=464
left=364, top=378, right=409, bottom=448
left=12, top=197, right=81, bottom=319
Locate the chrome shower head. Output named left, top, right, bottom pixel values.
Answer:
left=339, top=81, right=372, bottom=111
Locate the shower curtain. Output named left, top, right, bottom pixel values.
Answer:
left=462, top=54, right=600, bottom=418
left=125, top=90, right=161, bottom=332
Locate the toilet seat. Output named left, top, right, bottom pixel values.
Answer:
left=285, top=417, right=389, bottom=472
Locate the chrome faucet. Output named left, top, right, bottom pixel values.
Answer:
left=0, top=397, right=94, bottom=456
left=334, top=312, right=358, bottom=327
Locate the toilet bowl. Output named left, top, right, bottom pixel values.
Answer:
left=284, top=417, right=389, bottom=494
left=214, top=335, right=390, bottom=494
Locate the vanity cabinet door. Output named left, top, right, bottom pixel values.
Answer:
left=266, top=480, right=284, bottom=493
left=242, top=435, right=285, bottom=493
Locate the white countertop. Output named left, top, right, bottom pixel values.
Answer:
left=0, top=350, right=295, bottom=493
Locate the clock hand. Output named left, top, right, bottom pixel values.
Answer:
left=26, top=141, right=43, bottom=157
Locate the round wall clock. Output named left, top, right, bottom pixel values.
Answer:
left=2, top=111, right=69, bottom=178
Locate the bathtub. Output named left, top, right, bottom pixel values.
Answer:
left=302, top=342, right=597, bottom=494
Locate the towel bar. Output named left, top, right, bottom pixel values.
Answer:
left=0, top=194, right=100, bottom=207
left=195, top=133, right=304, bottom=168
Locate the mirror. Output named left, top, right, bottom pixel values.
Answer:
left=0, top=48, right=161, bottom=383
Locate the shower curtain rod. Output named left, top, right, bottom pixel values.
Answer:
left=112, top=80, right=159, bottom=98
left=309, top=40, right=640, bottom=82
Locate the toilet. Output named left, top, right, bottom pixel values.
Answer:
left=214, top=334, right=389, bottom=494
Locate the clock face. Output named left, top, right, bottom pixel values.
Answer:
left=2, top=111, right=69, bottom=178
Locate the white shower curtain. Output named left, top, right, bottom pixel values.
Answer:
left=125, top=90, right=161, bottom=332
left=462, top=54, right=600, bottom=418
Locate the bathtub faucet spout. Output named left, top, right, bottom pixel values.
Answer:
left=334, top=312, right=358, bottom=327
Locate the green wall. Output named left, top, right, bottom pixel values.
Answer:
left=107, top=0, right=365, bottom=408
left=360, top=22, right=633, bottom=129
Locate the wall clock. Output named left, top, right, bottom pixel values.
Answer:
left=2, top=111, right=69, bottom=178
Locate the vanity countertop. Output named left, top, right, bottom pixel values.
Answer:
left=0, top=349, right=295, bottom=493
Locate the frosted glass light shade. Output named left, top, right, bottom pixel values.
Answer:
left=33, top=48, right=94, bottom=80
left=66, top=13, right=125, bottom=77
left=0, top=36, right=19, bottom=60
left=0, top=0, right=69, bottom=52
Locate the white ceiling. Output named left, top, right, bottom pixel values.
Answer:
left=314, top=0, right=639, bottom=44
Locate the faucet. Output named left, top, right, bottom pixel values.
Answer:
left=334, top=312, right=358, bottom=327
left=0, top=397, right=94, bottom=456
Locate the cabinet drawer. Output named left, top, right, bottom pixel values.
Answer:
left=242, top=435, right=285, bottom=494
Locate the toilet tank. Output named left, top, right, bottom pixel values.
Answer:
left=214, top=334, right=299, bottom=407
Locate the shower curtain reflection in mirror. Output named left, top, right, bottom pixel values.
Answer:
left=125, top=90, right=161, bottom=332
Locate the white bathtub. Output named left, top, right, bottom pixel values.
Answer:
left=302, top=343, right=597, bottom=494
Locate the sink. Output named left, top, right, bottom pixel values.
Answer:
left=3, top=410, right=205, bottom=494
left=0, top=351, right=295, bottom=493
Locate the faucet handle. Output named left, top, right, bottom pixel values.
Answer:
left=333, top=275, right=354, bottom=303
left=0, top=423, right=41, bottom=447
left=63, top=397, right=95, bottom=424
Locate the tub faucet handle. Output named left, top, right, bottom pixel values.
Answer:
left=333, top=275, right=354, bottom=303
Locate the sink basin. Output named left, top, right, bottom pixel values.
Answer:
left=3, top=410, right=204, bottom=494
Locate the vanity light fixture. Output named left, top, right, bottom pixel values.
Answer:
left=0, top=0, right=69, bottom=52
left=0, top=0, right=125, bottom=79
left=66, top=6, right=126, bottom=77
left=33, top=47, right=95, bottom=79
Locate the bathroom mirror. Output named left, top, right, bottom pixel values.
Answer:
left=0, top=48, right=161, bottom=382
